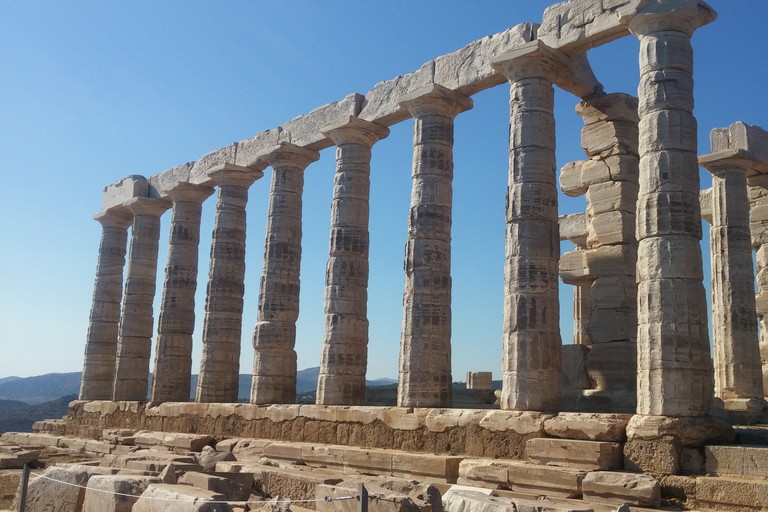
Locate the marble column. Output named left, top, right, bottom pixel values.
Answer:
left=196, top=164, right=263, bottom=403
left=700, top=149, right=765, bottom=412
left=573, top=285, right=592, bottom=347
left=113, top=197, right=171, bottom=401
left=628, top=2, right=716, bottom=416
left=151, top=183, right=214, bottom=403
left=250, top=143, right=320, bottom=405
left=395, top=85, right=472, bottom=408
left=79, top=208, right=133, bottom=400
left=492, top=41, right=570, bottom=412
left=316, top=116, right=389, bottom=406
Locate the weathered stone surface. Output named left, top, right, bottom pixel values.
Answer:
left=278, top=94, right=363, bottom=151
left=197, top=445, right=236, bottom=472
left=148, top=162, right=195, bottom=199
left=466, top=372, right=493, bottom=390
left=694, top=476, right=768, bottom=510
left=527, top=438, right=622, bottom=470
left=712, top=121, right=768, bottom=163
left=188, top=144, right=238, bottom=186
left=0, top=447, right=40, bottom=469
left=544, top=413, right=629, bottom=442
left=582, top=471, right=660, bottom=507
left=132, top=484, right=233, bottom=512
left=623, top=437, right=680, bottom=476
left=82, top=475, right=162, bottom=512
left=443, top=489, right=592, bottom=512
left=358, top=62, right=434, bottom=127
left=561, top=345, right=590, bottom=391
left=706, top=445, right=768, bottom=478
left=559, top=213, right=586, bottom=242
left=134, top=431, right=214, bottom=452
left=102, top=175, right=149, bottom=211
left=25, top=464, right=130, bottom=512
left=458, top=459, right=586, bottom=498
left=626, top=415, right=735, bottom=447
left=178, top=472, right=251, bottom=502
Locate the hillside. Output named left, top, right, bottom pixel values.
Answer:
left=0, top=395, right=75, bottom=434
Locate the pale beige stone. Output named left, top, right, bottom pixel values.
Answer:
left=188, top=143, right=238, bottom=186
left=466, top=372, right=493, bottom=390
left=279, top=94, right=363, bottom=151
left=148, top=162, right=195, bottom=199
left=527, top=438, right=621, bottom=470
left=706, top=445, right=768, bottom=478
left=544, top=413, right=630, bottom=442
left=178, top=472, right=252, bottom=502
left=102, top=175, right=149, bottom=211
left=82, top=475, right=162, bottom=512
left=132, top=484, right=233, bottom=512
left=582, top=471, right=660, bottom=507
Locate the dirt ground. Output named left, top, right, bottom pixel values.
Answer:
left=0, top=448, right=99, bottom=510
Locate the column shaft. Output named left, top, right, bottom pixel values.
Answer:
left=151, top=184, right=214, bottom=403
left=396, top=85, right=471, bottom=408
left=493, top=43, right=567, bottom=412
left=113, top=198, right=170, bottom=401
left=573, top=283, right=592, bottom=346
left=79, top=209, right=133, bottom=400
left=251, top=144, right=319, bottom=404
left=196, top=165, right=262, bottom=403
left=630, top=5, right=716, bottom=416
left=317, top=117, right=388, bottom=405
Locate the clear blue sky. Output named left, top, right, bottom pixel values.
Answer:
left=1, top=1, right=767, bottom=381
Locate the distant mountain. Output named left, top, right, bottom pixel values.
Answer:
left=0, top=373, right=81, bottom=404
left=0, top=376, right=21, bottom=385
left=0, top=395, right=75, bottom=434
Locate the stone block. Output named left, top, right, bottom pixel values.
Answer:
left=581, top=121, right=638, bottom=157
left=466, top=372, right=493, bottom=390
left=390, top=453, right=462, bottom=483
left=82, top=475, right=162, bottom=512
left=188, top=143, right=237, bottom=186
left=0, top=447, right=40, bottom=469
left=559, top=212, right=587, bottom=243
left=132, top=483, right=232, bottom=512
left=178, top=472, right=252, bottom=502
left=343, top=448, right=392, bottom=476
left=457, top=459, right=508, bottom=488
left=261, top=467, right=343, bottom=504
left=526, top=438, right=622, bottom=470
left=585, top=181, right=639, bottom=216
left=434, top=24, right=534, bottom=96
left=623, top=437, right=680, bottom=476
left=560, top=245, right=636, bottom=283
left=198, top=446, right=236, bottom=471
left=262, top=442, right=306, bottom=463
left=301, top=444, right=346, bottom=470
left=700, top=187, right=712, bottom=224
left=706, top=445, right=768, bottom=478
left=544, top=413, right=630, bottom=442
left=279, top=93, right=363, bottom=151
left=24, top=464, right=126, bottom=512
left=713, top=121, right=768, bottom=164
left=694, top=476, right=768, bottom=510
left=234, top=130, right=281, bottom=168
left=584, top=342, right=636, bottom=391
left=577, top=93, right=639, bottom=126
left=316, top=482, right=421, bottom=512
left=232, top=439, right=274, bottom=461
left=358, top=62, right=435, bottom=126
left=587, top=210, right=636, bottom=247
left=102, top=175, right=148, bottom=211
left=443, top=489, right=592, bottom=512
left=147, top=162, right=195, bottom=199
left=215, top=438, right=241, bottom=453
left=561, top=344, right=591, bottom=390
left=582, top=471, right=660, bottom=507
left=626, top=414, right=735, bottom=447
left=505, top=461, right=587, bottom=498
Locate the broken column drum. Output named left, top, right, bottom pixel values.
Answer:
left=397, top=85, right=472, bottom=408
left=79, top=208, right=133, bottom=400
left=316, top=117, right=389, bottom=406
left=113, top=197, right=171, bottom=402
left=151, top=183, right=214, bottom=403
left=629, top=3, right=716, bottom=416
left=196, top=165, right=263, bottom=404
left=493, top=42, right=569, bottom=412
left=251, top=144, right=320, bottom=405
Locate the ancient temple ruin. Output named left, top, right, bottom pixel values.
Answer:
left=14, top=0, right=768, bottom=510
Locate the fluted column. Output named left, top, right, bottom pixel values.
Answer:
left=316, top=117, right=389, bottom=406
left=395, top=85, right=472, bottom=408
left=492, top=42, right=570, bottom=412
left=701, top=150, right=766, bottom=412
left=113, top=197, right=171, bottom=401
left=629, top=2, right=716, bottom=416
left=79, top=208, right=133, bottom=400
left=251, top=143, right=320, bottom=404
left=196, top=164, right=263, bottom=403
left=151, top=183, right=214, bottom=403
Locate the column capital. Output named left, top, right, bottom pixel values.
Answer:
left=321, top=116, right=390, bottom=147
left=124, top=196, right=171, bottom=217
left=397, top=84, right=473, bottom=120
left=256, top=142, right=320, bottom=170
left=700, top=149, right=768, bottom=176
left=167, top=182, right=215, bottom=204
left=628, top=0, right=716, bottom=38
left=209, top=162, right=265, bottom=188
left=93, top=207, right=133, bottom=229
left=491, top=40, right=574, bottom=83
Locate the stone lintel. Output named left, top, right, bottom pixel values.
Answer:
left=627, top=0, right=717, bottom=38
left=397, top=84, right=473, bottom=118
left=102, top=175, right=149, bottom=212
left=491, top=40, right=575, bottom=82
left=208, top=162, right=265, bottom=187
left=166, top=182, right=215, bottom=204
left=148, top=162, right=195, bottom=200
left=93, top=208, right=133, bottom=229
left=712, top=121, right=768, bottom=163
left=553, top=52, right=605, bottom=101
left=279, top=93, right=364, bottom=151
left=256, top=142, right=321, bottom=169
left=320, top=115, right=390, bottom=147
left=559, top=212, right=587, bottom=243
left=700, top=187, right=712, bottom=225
left=123, top=196, right=171, bottom=217
left=700, top=149, right=768, bottom=176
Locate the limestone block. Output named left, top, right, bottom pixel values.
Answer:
left=434, top=24, right=534, bottom=96
left=457, top=459, right=508, bottom=488
left=198, top=446, right=236, bottom=472
left=577, top=93, right=639, bottom=126
left=636, top=236, right=703, bottom=280
left=148, top=162, right=195, bottom=199
left=581, top=121, right=638, bottom=157
left=587, top=210, right=636, bottom=247
left=316, top=482, right=424, bottom=512
left=585, top=181, right=639, bottom=216
left=466, top=372, right=493, bottom=390
left=262, top=443, right=306, bottom=463
left=712, top=121, right=768, bottom=163
left=102, top=175, right=148, bottom=211
left=623, top=438, right=680, bottom=477
left=215, top=438, right=241, bottom=453
left=477, top=411, right=552, bottom=435
left=261, top=468, right=343, bottom=504
left=233, top=439, right=274, bottom=460
left=82, top=475, right=162, bottom=512
left=505, top=461, right=587, bottom=497
left=178, top=472, right=252, bottom=502
left=279, top=94, right=363, bottom=151
left=358, top=62, right=435, bottom=126
left=24, top=464, right=128, bottom=512
left=527, top=438, right=622, bottom=470
left=443, top=489, right=593, bottom=512
left=706, top=445, right=768, bottom=478
left=694, top=476, right=768, bottom=510
left=544, top=413, right=630, bottom=442
left=560, top=245, right=636, bottom=283
left=585, top=305, right=636, bottom=344
left=301, top=445, right=346, bottom=470
left=558, top=212, right=587, bottom=242
left=390, top=453, right=462, bottom=483
left=582, top=471, right=660, bottom=507
left=188, top=143, right=238, bottom=186
left=0, top=447, right=40, bottom=469
left=561, top=344, right=590, bottom=390
left=234, top=129, right=281, bottom=168
left=132, top=484, right=232, bottom=512
left=343, top=448, right=393, bottom=476
left=560, top=160, right=607, bottom=197
left=626, top=413, right=735, bottom=447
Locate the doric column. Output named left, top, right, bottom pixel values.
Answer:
left=492, top=41, right=571, bottom=412
left=396, top=85, right=472, bottom=408
left=628, top=2, right=716, bottom=416
left=250, top=143, right=320, bottom=404
left=113, top=197, right=171, bottom=401
left=196, top=164, right=263, bottom=403
left=151, top=183, right=214, bottom=403
left=316, top=117, right=389, bottom=406
left=79, top=208, right=133, bottom=400
left=700, top=149, right=766, bottom=413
